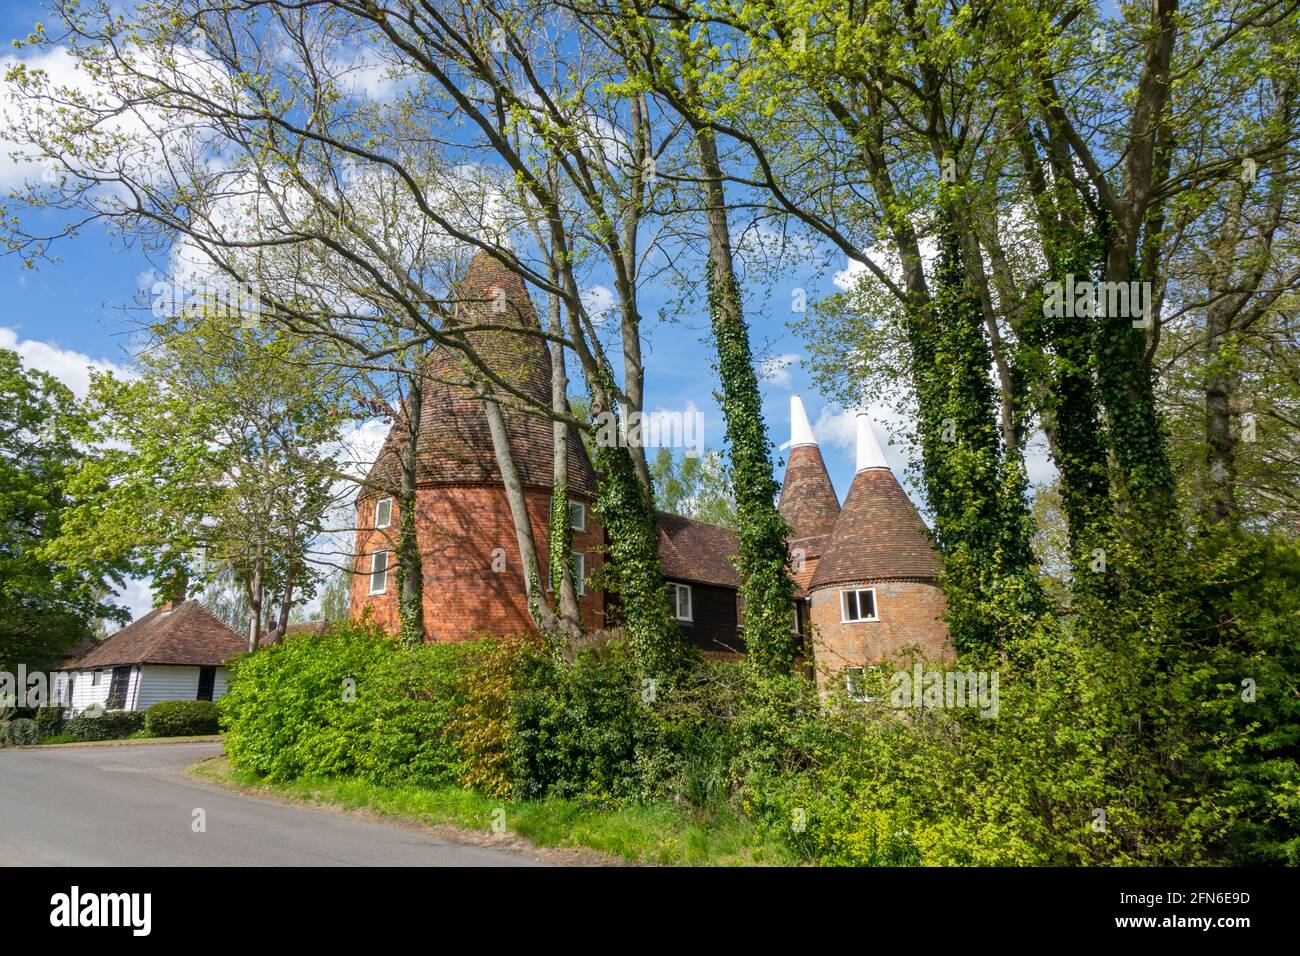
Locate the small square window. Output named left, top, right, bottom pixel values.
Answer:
left=568, top=501, right=586, bottom=532
left=673, top=583, right=693, bottom=622
left=841, top=588, right=878, bottom=623
left=375, top=497, right=393, bottom=529
left=844, top=667, right=871, bottom=702
left=369, top=551, right=389, bottom=594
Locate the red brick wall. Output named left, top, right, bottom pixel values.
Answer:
left=809, top=578, right=950, bottom=690
left=350, top=485, right=604, bottom=641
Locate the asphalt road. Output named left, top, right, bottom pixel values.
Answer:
left=0, top=743, right=546, bottom=866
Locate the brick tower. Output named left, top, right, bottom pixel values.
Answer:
left=350, top=252, right=605, bottom=640
left=805, top=411, right=950, bottom=687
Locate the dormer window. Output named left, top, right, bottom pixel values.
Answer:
left=841, top=588, right=878, bottom=623
left=369, top=551, right=389, bottom=594
left=375, top=497, right=393, bottom=529
left=569, top=500, right=586, bottom=532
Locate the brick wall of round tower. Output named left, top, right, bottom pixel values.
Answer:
left=808, top=578, right=950, bottom=690
left=351, top=486, right=605, bottom=640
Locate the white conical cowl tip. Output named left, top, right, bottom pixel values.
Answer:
left=856, top=411, right=889, bottom=472
left=790, top=395, right=817, bottom=447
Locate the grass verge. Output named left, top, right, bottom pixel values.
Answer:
left=191, top=755, right=793, bottom=867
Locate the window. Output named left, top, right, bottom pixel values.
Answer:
left=374, top=497, right=393, bottom=529
left=673, top=583, right=693, bottom=622
left=92, top=669, right=103, bottom=686
left=197, top=666, right=216, bottom=702
left=841, top=588, right=878, bottom=623
left=546, top=552, right=586, bottom=596
left=568, top=500, right=586, bottom=532
left=66, top=675, right=75, bottom=706
left=106, top=666, right=131, bottom=710
left=369, top=551, right=389, bottom=594
left=844, top=667, right=871, bottom=702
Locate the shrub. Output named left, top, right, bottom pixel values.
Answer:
left=219, top=620, right=395, bottom=780
left=33, top=707, right=65, bottom=738
left=220, top=619, right=481, bottom=786
left=0, top=718, right=39, bottom=746
left=353, top=640, right=482, bottom=787
left=145, top=700, right=221, bottom=737
left=65, top=710, right=145, bottom=741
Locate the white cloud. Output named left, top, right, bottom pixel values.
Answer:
left=113, top=576, right=156, bottom=624
left=581, top=284, right=616, bottom=325
left=812, top=403, right=914, bottom=474
left=758, top=353, right=801, bottom=388
left=0, top=326, right=129, bottom=399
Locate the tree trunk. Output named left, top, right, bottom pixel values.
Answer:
left=684, top=44, right=797, bottom=672
left=547, top=283, right=582, bottom=643
left=396, top=370, right=426, bottom=647
left=478, top=382, right=564, bottom=637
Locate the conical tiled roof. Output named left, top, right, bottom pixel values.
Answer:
left=808, top=416, right=939, bottom=589
left=779, top=446, right=840, bottom=557
left=779, top=397, right=840, bottom=596
left=365, top=252, right=598, bottom=495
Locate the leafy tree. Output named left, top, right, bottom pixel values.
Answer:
left=649, top=447, right=739, bottom=531
left=48, top=312, right=349, bottom=650
left=0, top=349, right=126, bottom=672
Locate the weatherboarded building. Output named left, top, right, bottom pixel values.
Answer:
left=54, top=595, right=246, bottom=713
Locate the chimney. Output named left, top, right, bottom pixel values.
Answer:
left=855, top=411, right=889, bottom=472
left=159, top=571, right=187, bottom=612
left=790, top=395, right=817, bottom=447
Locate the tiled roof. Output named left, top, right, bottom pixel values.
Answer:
left=808, top=468, right=940, bottom=589
left=259, top=620, right=331, bottom=646
left=365, top=252, right=598, bottom=497
left=656, top=511, right=740, bottom=589
left=57, top=600, right=246, bottom=670
left=778, top=442, right=841, bottom=558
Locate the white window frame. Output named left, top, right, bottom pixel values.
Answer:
left=844, top=666, right=872, bottom=702
left=568, top=500, right=586, bottom=532
left=368, top=550, right=390, bottom=595
left=840, top=587, right=879, bottom=623
left=546, top=552, right=586, bottom=596
left=673, top=583, right=693, bottom=622
left=374, top=497, right=393, bottom=529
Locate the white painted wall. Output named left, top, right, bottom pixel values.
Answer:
left=55, top=664, right=231, bottom=712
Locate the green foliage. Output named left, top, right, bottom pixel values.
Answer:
left=0, top=718, right=39, bottom=747
left=65, top=710, right=146, bottom=741
left=0, top=348, right=126, bottom=673
left=587, top=378, right=686, bottom=676
left=33, top=706, right=65, bottom=738
left=649, top=446, right=739, bottom=530
left=144, top=700, right=221, bottom=737
left=50, top=314, right=347, bottom=629
left=219, top=620, right=476, bottom=786
left=704, top=268, right=797, bottom=673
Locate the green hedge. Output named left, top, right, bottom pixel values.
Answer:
left=0, top=718, right=39, bottom=747
left=65, top=710, right=146, bottom=741
left=219, top=622, right=478, bottom=784
left=145, top=700, right=220, bottom=737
